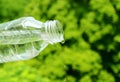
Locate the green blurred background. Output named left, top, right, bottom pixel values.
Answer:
left=0, top=0, right=120, bottom=82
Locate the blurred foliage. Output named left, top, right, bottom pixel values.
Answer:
left=0, top=0, right=120, bottom=82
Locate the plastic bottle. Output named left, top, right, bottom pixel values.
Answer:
left=0, top=17, right=64, bottom=63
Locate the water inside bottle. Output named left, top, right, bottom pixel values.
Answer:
left=0, top=40, right=48, bottom=63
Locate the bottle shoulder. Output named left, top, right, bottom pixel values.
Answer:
left=0, top=17, right=43, bottom=30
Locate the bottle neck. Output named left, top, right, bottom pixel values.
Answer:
left=21, top=18, right=64, bottom=44
left=42, top=20, right=64, bottom=44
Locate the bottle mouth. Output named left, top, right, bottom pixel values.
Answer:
left=44, top=20, right=64, bottom=44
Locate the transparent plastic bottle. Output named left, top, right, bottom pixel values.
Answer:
left=0, top=17, right=64, bottom=63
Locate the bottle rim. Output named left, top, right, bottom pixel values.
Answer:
left=44, top=20, right=64, bottom=44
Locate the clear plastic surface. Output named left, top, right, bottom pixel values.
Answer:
left=0, top=17, right=64, bottom=63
